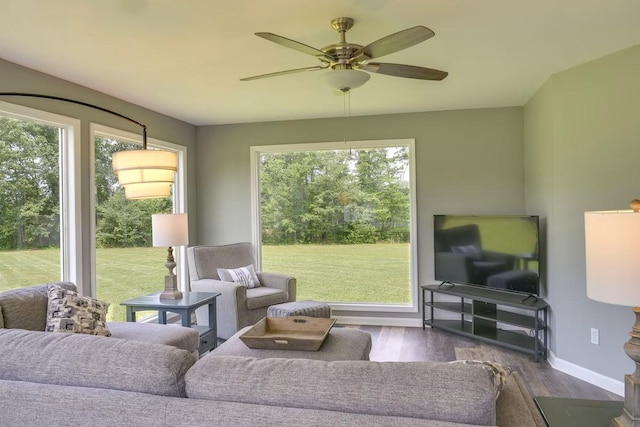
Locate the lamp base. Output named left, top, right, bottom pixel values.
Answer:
left=159, top=274, right=183, bottom=300
left=611, top=307, right=640, bottom=426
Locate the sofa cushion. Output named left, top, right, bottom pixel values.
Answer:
left=186, top=356, right=497, bottom=425
left=0, top=282, right=76, bottom=331
left=45, top=283, right=111, bottom=336
left=0, top=328, right=196, bottom=397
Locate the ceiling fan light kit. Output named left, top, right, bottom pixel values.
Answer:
left=319, top=69, right=370, bottom=92
left=241, top=17, right=448, bottom=89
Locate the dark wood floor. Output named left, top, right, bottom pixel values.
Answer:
left=352, top=325, right=621, bottom=401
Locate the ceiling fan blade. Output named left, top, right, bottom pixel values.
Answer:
left=358, top=62, right=448, bottom=80
left=255, top=32, right=335, bottom=62
left=240, top=65, right=327, bottom=81
left=353, top=26, right=435, bottom=61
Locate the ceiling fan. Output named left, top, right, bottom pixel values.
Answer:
left=240, top=17, right=448, bottom=91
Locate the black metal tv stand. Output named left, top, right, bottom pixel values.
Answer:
left=421, top=284, right=548, bottom=361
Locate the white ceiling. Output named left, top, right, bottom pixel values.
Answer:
left=1, top=0, right=640, bottom=126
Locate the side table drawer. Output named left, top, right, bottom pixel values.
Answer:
left=198, top=329, right=217, bottom=355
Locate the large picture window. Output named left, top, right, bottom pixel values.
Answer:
left=91, top=124, right=187, bottom=321
left=0, top=101, right=80, bottom=293
left=251, top=139, right=417, bottom=312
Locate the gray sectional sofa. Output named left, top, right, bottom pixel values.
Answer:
left=0, top=283, right=542, bottom=426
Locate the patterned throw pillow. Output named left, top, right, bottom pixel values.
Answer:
left=449, top=360, right=512, bottom=399
left=217, top=264, right=261, bottom=288
left=45, top=284, right=111, bottom=336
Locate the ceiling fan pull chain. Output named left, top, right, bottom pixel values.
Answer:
left=343, top=91, right=347, bottom=146
left=348, top=91, right=352, bottom=155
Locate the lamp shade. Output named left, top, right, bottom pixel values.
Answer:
left=319, top=69, right=370, bottom=92
left=112, top=149, right=177, bottom=200
left=585, top=210, right=640, bottom=306
left=112, top=149, right=177, bottom=178
left=124, top=182, right=172, bottom=200
left=152, top=213, right=188, bottom=247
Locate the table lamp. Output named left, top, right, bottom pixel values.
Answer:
left=152, top=213, right=188, bottom=300
left=585, top=200, right=640, bottom=427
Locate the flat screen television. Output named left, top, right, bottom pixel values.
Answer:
left=434, top=214, right=540, bottom=296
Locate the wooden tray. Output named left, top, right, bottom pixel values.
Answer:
left=240, top=316, right=336, bottom=351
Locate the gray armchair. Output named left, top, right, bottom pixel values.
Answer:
left=187, top=243, right=296, bottom=340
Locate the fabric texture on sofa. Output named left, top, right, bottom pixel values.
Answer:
left=186, top=356, right=497, bottom=426
left=0, top=328, right=196, bottom=397
left=0, top=379, right=479, bottom=427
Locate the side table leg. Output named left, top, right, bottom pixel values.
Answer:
left=208, top=301, right=217, bottom=349
left=158, top=310, right=167, bottom=325
left=179, top=308, right=190, bottom=327
left=126, top=307, right=135, bottom=322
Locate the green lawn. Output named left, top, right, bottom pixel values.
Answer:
left=0, top=243, right=411, bottom=321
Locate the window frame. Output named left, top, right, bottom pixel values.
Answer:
left=0, top=100, right=82, bottom=285
left=250, top=138, right=418, bottom=313
left=89, top=123, right=188, bottom=298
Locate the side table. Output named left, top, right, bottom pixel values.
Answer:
left=534, top=396, right=623, bottom=427
left=121, top=291, right=220, bottom=355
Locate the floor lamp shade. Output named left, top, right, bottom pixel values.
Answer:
left=585, top=210, right=640, bottom=306
left=152, top=213, right=188, bottom=247
left=113, top=150, right=177, bottom=200
left=122, top=182, right=171, bottom=200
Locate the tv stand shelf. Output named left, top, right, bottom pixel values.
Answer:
left=421, top=284, right=548, bottom=361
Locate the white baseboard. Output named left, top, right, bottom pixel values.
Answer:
left=333, top=316, right=423, bottom=328
left=548, top=350, right=624, bottom=397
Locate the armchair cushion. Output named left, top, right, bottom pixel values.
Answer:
left=217, top=264, right=261, bottom=288
left=245, top=287, right=289, bottom=310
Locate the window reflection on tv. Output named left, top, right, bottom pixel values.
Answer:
left=434, top=215, right=540, bottom=296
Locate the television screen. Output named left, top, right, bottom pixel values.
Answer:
left=434, top=215, right=540, bottom=295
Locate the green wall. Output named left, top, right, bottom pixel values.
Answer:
left=196, top=107, right=525, bottom=319
left=524, top=43, right=640, bottom=382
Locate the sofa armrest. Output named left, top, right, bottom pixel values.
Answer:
left=256, top=272, right=296, bottom=301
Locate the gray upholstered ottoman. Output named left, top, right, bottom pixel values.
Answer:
left=267, top=300, right=331, bottom=318
left=209, top=326, right=372, bottom=361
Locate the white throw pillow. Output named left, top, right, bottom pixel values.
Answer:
left=217, top=264, right=261, bottom=288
